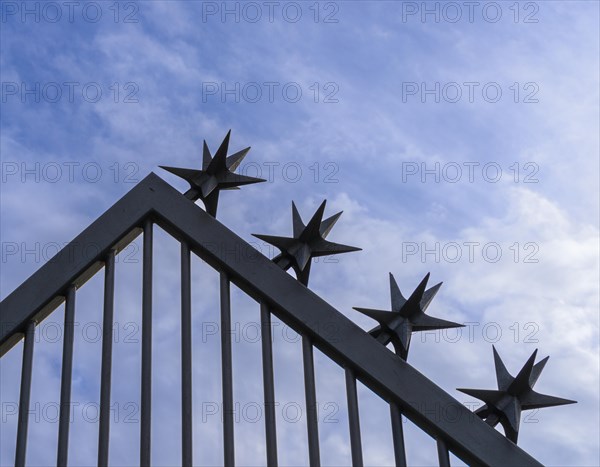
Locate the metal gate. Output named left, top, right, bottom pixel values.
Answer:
left=1, top=173, right=544, bottom=466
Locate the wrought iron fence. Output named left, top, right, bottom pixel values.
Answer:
left=1, top=173, right=547, bottom=466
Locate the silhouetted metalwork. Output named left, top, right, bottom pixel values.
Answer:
left=260, top=302, right=278, bottom=465
left=140, top=219, right=153, bottom=466
left=253, top=200, right=361, bottom=286
left=390, top=403, right=407, bottom=466
left=160, top=130, right=265, bottom=217
left=14, top=321, right=34, bottom=467
left=457, top=346, right=577, bottom=443
left=354, top=273, right=464, bottom=465
left=219, top=272, right=235, bottom=465
left=1, top=165, right=575, bottom=467
left=98, top=250, right=115, bottom=467
left=345, top=367, right=363, bottom=466
left=353, top=272, right=463, bottom=360
left=180, top=243, right=193, bottom=467
left=302, top=335, right=321, bottom=465
left=57, top=285, right=76, bottom=467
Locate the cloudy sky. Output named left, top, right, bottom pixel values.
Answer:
left=1, top=1, right=599, bottom=466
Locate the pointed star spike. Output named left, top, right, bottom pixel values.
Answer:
left=300, top=200, right=327, bottom=242
left=252, top=234, right=297, bottom=252
left=412, top=314, right=463, bottom=331
left=159, top=166, right=201, bottom=183
left=503, top=398, right=522, bottom=436
left=502, top=422, right=520, bottom=444
left=353, top=307, right=396, bottom=326
left=395, top=321, right=413, bottom=356
left=320, top=211, right=343, bottom=238
left=163, top=132, right=262, bottom=217
left=219, top=172, right=267, bottom=188
left=206, top=130, right=231, bottom=174
left=529, top=356, right=549, bottom=388
left=294, top=243, right=312, bottom=271
left=203, top=191, right=219, bottom=217
left=226, top=147, right=251, bottom=171
left=200, top=176, right=219, bottom=198
left=202, top=141, right=212, bottom=170
left=509, top=349, right=538, bottom=395
left=392, top=334, right=410, bottom=360
left=311, top=239, right=361, bottom=257
left=404, top=273, right=430, bottom=310
left=291, top=202, right=306, bottom=238
left=389, top=273, right=407, bottom=311
left=493, top=346, right=514, bottom=391
left=456, top=388, right=504, bottom=406
left=421, top=282, right=442, bottom=312
left=295, top=260, right=312, bottom=286
left=520, top=390, right=577, bottom=410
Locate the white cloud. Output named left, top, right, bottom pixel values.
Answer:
left=1, top=2, right=598, bottom=465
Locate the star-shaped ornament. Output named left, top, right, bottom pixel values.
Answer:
left=353, top=273, right=463, bottom=360
left=160, top=130, right=265, bottom=217
left=252, top=200, right=361, bottom=286
left=457, top=346, right=576, bottom=443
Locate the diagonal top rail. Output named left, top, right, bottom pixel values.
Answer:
left=0, top=173, right=543, bottom=466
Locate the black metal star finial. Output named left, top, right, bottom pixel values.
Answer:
left=160, top=130, right=266, bottom=217
left=353, top=273, right=463, bottom=360
left=252, top=200, right=361, bottom=286
left=457, top=346, right=576, bottom=443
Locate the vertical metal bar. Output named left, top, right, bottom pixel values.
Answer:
left=15, top=320, right=35, bottom=467
left=390, top=403, right=407, bottom=467
left=98, top=250, right=116, bottom=467
left=181, top=243, right=193, bottom=467
left=344, top=367, right=363, bottom=467
left=302, top=335, right=320, bottom=467
left=220, top=272, right=235, bottom=466
left=57, top=285, right=76, bottom=467
left=437, top=438, right=451, bottom=467
left=140, top=219, right=153, bottom=467
left=260, top=303, right=278, bottom=466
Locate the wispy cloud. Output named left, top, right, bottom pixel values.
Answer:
left=1, top=1, right=598, bottom=465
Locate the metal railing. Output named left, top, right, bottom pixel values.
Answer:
left=0, top=173, right=543, bottom=467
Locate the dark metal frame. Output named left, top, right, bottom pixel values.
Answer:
left=0, top=173, right=543, bottom=466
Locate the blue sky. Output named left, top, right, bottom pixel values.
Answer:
left=1, top=1, right=599, bottom=466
